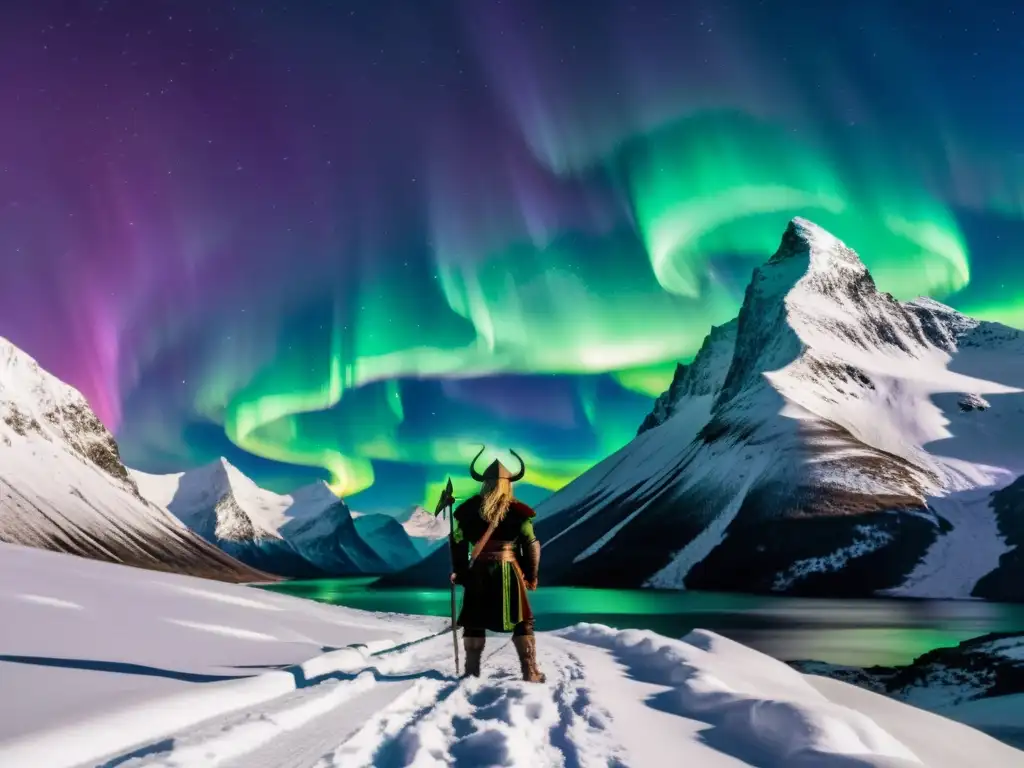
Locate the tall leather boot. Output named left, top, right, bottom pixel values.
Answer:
left=463, top=635, right=485, bottom=677
left=512, top=635, right=546, bottom=683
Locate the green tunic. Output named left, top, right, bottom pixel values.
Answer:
left=452, top=496, right=538, bottom=632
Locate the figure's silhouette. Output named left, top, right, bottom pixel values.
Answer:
left=449, top=446, right=545, bottom=683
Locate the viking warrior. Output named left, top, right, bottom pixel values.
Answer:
left=449, top=446, right=545, bottom=683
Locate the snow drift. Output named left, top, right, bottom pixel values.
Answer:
left=0, top=339, right=267, bottom=582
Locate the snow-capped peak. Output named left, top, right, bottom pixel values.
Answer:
left=717, top=217, right=954, bottom=407
left=289, top=479, right=341, bottom=507
left=768, top=217, right=865, bottom=274
left=1, top=336, right=141, bottom=492
left=402, top=506, right=449, bottom=541
left=0, top=336, right=82, bottom=416
left=755, top=216, right=873, bottom=311
left=130, top=460, right=345, bottom=545
left=131, top=458, right=281, bottom=542
left=187, top=457, right=252, bottom=497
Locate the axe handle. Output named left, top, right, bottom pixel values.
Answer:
left=451, top=583, right=459, bottom=675
left=446, top=501, right=460, bottom=675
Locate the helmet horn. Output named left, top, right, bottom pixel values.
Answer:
left=468, top=444, right=487, bottom=481
left=508, top=449, right=526, bottom=482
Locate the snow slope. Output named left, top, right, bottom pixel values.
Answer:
left=131, top=460, right=392, bottom=576
left=0, top=338, right=266, bottom=582
left=972, top=474, right=1024, bottom=601
left=518, top=218, right=1024, bottom=599
left=1, top=543, right=1020, bottom=768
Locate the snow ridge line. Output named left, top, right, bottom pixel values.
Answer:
left=0, top=626, right=454, bottom=768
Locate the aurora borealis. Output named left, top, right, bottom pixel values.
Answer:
left=2, top=1, right=1023, bottom=512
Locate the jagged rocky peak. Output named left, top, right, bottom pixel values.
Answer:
left=640, top=218, right=993, bottom=435
left=718, top=217, right=946, bottom=405
left=758, top=218, right=871, bottom=310
left=745, top=216, right=874, bottom=323
left=638, top=217, right=885, bottom=432
left=768, top=216, right=866, bottom=272
left=637, top=363, right=688, bottom=435
left=638, top=319, right=738, bottom=435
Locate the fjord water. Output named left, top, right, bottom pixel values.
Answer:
left=259, top=579, right=1024, bottom=666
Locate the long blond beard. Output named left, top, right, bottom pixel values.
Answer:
left=480, top=478, right=513, bottom=524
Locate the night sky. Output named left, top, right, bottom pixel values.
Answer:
left=2, top=0, right=1022, bottom=512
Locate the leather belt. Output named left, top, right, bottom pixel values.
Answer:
left=476, top=549, right=518, bottom=563
left=475, top=541, right=517, bottom=563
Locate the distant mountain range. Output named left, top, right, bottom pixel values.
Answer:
left=386, top=218, right=1024, bottom=601
left=131, top=461, right=433, bottom=577
left=0, top=334, right=440, bottom=580
left=0, top=339, right=267, bottom=582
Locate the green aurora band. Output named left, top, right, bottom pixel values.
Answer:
left=216, top=112, right=974, bottom=507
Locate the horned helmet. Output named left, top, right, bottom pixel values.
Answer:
left=468, top=445, right=526, bottom=483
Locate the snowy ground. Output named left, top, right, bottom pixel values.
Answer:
left=0, top=544, right=441, bottom=752
left=2, top=545, right=1022, bottom=767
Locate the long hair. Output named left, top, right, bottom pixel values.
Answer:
left=480, top=476, right=514, bottom=524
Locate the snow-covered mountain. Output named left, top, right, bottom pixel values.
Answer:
left=387, top=218, right=1024, bottom=599
left=533, top=217, right=1024, bottom=597
left=0, top=339, right=267, bottom=582
left=131, top=460, right=395, bottom=576
left=351, top=512, right=424, bottom=572
left=400, top=505, right=450, bottom=555
left=131, top=461, right=327, bottom=578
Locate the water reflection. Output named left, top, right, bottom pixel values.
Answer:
left=259, top=579, right=1024, bottom=666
